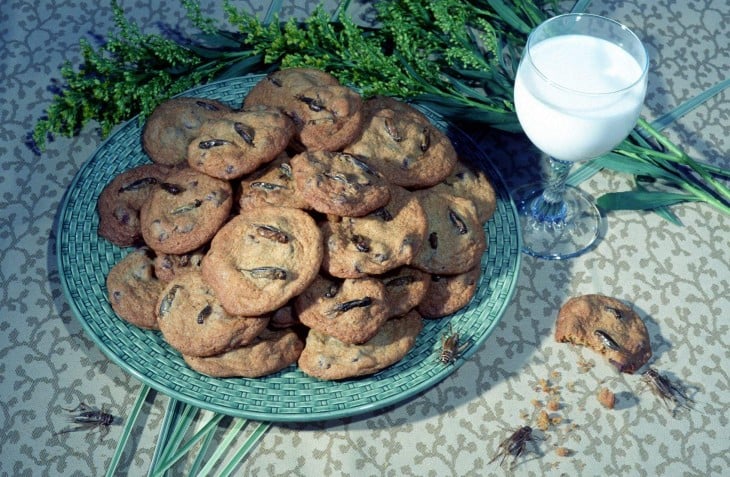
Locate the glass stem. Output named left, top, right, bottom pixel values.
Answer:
left=530, top=157, right=574, bottom=223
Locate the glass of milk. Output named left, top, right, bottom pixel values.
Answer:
left=512, top=13, right=648, bottom=259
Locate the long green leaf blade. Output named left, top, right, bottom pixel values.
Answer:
left=597, top=191, right=701, bottom=211
left=107, top=385, right=152, bottom=477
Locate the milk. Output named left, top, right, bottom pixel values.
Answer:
left=514, top=34, right=647, bottom=162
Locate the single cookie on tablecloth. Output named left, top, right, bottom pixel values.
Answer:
left=201, top=205, right=323, bottom=316
left=156, top=271, right=270, bottom=357
left=321, top=185, right=428, bottom=278
left=431, top=159, right=497, bottom=224
left=142, top=97, right=233, bottom=166
left=243, top=68, right=364, bottom=151
left=183, top=328, right=305, bottom=378
left=237, top=152, right=310, bottom=211
left=186, top=106, right=295, bottom=180
left=411, top=190, right=486, bottom=275
left=343, top=96, right=457, bottom=188
left=106, top=248, right=164, bottom=330
left=379, top=266, right=430, bottom=318
left=555, top=294, right=652, bottom=374
left=140, top=168, right=233, bottom=255
left=298, top=310, right=423, bottom=380
left=290, top=150, right=391, bottom=217
left=294, top=275, right=390, bottom=345
left=97, top=163, right=174, bottom=247
left=416, top=267, right=481, bottom=319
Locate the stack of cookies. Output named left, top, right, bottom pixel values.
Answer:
left=99, top=68, right=497, bottom=381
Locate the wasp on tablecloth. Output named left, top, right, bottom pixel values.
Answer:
left=640, top=367, right=696, bottom=416
left=55, top=402, right=120, bottom=438
left=489, top=425, right=539, bottom=469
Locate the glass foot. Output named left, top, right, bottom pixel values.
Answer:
left=513, top=183, right=601, bottom=260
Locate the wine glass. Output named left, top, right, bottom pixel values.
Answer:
left=512, top=13, right=649, bottom=259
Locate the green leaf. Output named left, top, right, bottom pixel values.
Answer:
left=595, top=153, right=678, bottom=182
left=597, top=191, right=701, bottom=211
left=485, top=0, right=533, bottom=34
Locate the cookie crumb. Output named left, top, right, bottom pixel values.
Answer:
left=536, top=409, right=550, bottom=431
left=597, top=387, right=615, bottom=409
left=547, top=399, right=560, bottom=411
left=555, top=447, right=572, bottom=457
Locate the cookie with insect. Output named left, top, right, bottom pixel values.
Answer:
left=298, top=309, right=423, bottom=380
left=430, top=159, right=498, bottom=224
left=410, top=190, right=486, bottom=275
left=555, top=294, right=652, bottom=374
left=97, top=163, right=175, bottom=247
left=417, top=266, right=481, bottom=319
left=186, top=105, right=295, bottom=180
left=152, top=246, right=207, bottom=283
left=294, top=274, right=390, bottom=345
left=290, top=150, right=391, bottom=217
left=378, top=266, right=430, bottom=318
left=321, top=185, right=428, bottom=278
left=343, top=96, right=457, bottom=188
left=139, top=168, right=233, bottom=255
left=183, top=328, right=305, bottom=378
left=243, top=68, right=364, bottom=152
left=106, top=248, right=165, bottom=330
left=156, top=271, right=270, bottom=357
left=142, top=97, right=234, bottom=166
left=201, top=205, right=323, bottom=316
left=237, top=152, right=310, bottom=211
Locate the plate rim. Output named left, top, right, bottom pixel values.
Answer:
left=55, top=74, right=522, bottom=422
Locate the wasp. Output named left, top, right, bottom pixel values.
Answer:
left=55, top=402, right=119, bottom=438
left=438, top=324, right=469, bottom=364
left=489, top=426, right=536, bottom=469
left=641, top=367, right=695, bottom=415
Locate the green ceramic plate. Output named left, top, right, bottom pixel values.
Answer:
left=57, top=74, right=521, bottom=422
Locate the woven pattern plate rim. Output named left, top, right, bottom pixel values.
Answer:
left=56, top=74, right=521, bottom=422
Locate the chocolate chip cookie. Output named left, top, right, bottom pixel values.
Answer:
left=432, top=159, right=498, bottom=224
left=243, top=68, right=364, bottom=151
left=237, top=152, right=310, bottom=211
left=294, top=275, right=390, bottom=345
left=416, top=267, right=480, bottom=318
left=321, top=185, right=428, bottom=278
left=555, top=294, right=652, bottom=374
left=156, top=271, right=270, bottom=357
left=97, top=163, right=173, bottom=247
left=201, top=205, right=323, bottom=316
left=142, top=97, right=233, bottom=166
left=106, top=248, right=164, bottom=330
left=343, top=96, right=457, bottom=188
left=291, top=150, right=391, bottom=217
left=298, top=310, right=423, bottom=380
left=411, top=190, right=486, bottom=275
left=139, top=168, right=233, bottom=255
left=186, top=106, right=295, bottom=180
left=183, top=328, right=305, bottom=378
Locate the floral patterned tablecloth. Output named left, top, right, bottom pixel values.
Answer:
left=1, top=1, right=727, bottom=476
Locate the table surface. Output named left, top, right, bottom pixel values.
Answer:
left=1, top=1, right=728, bottom=476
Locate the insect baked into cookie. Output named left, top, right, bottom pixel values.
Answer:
left=411, top=190, right=486, bottom=275
left=142, top=97, right=233, bottom=166
left=156, top=271, right=270, bottom=357
left=139, top=168, right=233, bottom=255
left=186, top=106, right=295, bottom=180
left=321, top=185, right=428, bottom=278
left=378, top=266, right=430, bottom=318
left=343, top=96, right=457, bottom=188
left=290, top=150, right=391, bottom=217
left=294, top=275, right=390, bottom=345
left=243, top=68, right=364, bottom=151
left=297, top=310, right=423, bottom=380
left=105, top=248, right=165, bottom=330
left=237, top=153, right=310, bottom=211
left=201, top=205, right=323, bottom=316
left=555, top=294, right=652, bottom=373
left=183, top=328, right=305, bottom=378
left=97, top=163, right=173, bottom=247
